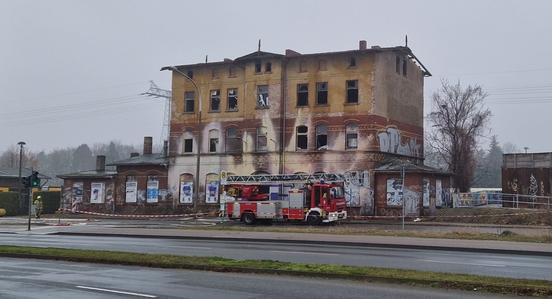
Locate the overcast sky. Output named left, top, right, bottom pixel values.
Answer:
left=1, top=0, right=551, bottom=153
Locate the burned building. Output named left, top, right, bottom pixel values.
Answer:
left=164, top=40, right=434, bottom=216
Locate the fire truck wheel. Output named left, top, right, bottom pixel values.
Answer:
left=242, top=212, right=256, bottom=225
left=307, top=213, right=321, bottom=226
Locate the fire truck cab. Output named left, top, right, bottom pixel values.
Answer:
left=222, top=173, right=347, bottom=225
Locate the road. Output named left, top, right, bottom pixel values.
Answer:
left=0, top=257, right=522, bottom=299
left=0, top=233, right=551, bottom=281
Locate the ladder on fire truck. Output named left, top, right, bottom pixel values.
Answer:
left=221, top=173, right=347, bottom=185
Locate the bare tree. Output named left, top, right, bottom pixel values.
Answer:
left=428, top=80, right=491, bottom=192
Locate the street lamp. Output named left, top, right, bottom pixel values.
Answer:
left=17, top=141, right=25, bottom=211
left=161, top=66, right=202, bottom=212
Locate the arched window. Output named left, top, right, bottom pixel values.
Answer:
left=296, top=126, right=308, bottom=150
left=316, top=124, right=328, bottom=150
left=208, top=129, right=219, bottom=153
left=226, top=127, right=242, bottom=153
left=346, top=124, right=358, bottom=149
left=256, top=126, right=268, bottom=152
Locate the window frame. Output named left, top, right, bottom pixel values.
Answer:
left=183, top=138, right=193, bottom=153
left=227, top=88, right=238, bottom=111
left=296, top=125, right=308, bottom=151
left=316, top=82, right=328, bottom=105
left=345, top=124, right=358, bottom=149
left=315, top=124, right=328, bottom=151
left=296, top=83, right=309, bottom=107
left=256, top=126, right=268, bottom=152
left=348, top=57, right=357, bottom=67
left=346, top=80, right=359, bottom=104
left=225, top=127, right=242, bottom=153
left=255, top=61, right=262, bottom=73
left=184, top=91, right=195, bottom=113
left=209, top=89, right=221, bottom=112
left=256, top=85, right=269, bottom=109
left=265, top=62, right=272, bottom=73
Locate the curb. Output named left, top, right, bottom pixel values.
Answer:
left=53, top=231, right=552, bottom=257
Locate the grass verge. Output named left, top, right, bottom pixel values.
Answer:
left=0, top=245, right=551, bottom=297
left=186, top=224, right=552, bottom=243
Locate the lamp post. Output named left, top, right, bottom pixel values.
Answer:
left=17, top=141, right=26, bottom=211
left=161, top=66, right=202, bottom=212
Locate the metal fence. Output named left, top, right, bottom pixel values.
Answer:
left=453, top=192, right=552, bottom=209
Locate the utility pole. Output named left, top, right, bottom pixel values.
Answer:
left=17, top=141, right=25, bottom=211
left=27, top=168, right=32, bottom=231
left=141, top=81, right=172, bottom=147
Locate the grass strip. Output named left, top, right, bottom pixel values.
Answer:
left=186, top=225, right=552, bottom=243
left=0, top=245, right=550, bottom=297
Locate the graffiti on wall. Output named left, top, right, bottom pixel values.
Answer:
left=377, top=127, right=421, bottom=157
left=343, top=170, right=373, bottom=212
left=422, top=178, right=429, bottom=208
left=386, top=178, right=403, bottom=206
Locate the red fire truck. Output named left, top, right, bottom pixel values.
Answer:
left=221, top=173, right=348, bottom=225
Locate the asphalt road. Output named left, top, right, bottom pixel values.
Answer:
left=0, top=257, right=522, bottom=299
left=0, top=233, right=551, bottom=281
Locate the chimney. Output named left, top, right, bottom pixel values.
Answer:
left=359, top=40, right=367, bottom=50
left=143, top=136, right=153, bottom=155
left=163, top=140, right=168, bottom=157
left=96, top=155, right=106, bottom=172
left=130, top=152, right=139, bottom=158
left=285, top=49, right=302, bottom=57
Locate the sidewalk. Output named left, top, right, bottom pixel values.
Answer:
left=51, top=225, right=552, bottom=256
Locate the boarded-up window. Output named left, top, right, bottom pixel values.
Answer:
left=346, top=80, right=358, bottom=103
left=210, top=90, right=220, bottom=112
left=297, top=83, right=308, bottom=106
left=296, top=126, right=308, bottom=150
left=316, top=125, right=328, bottom=150
left=184, top=91, right=195, bottom=112
left=179, top=173, right=194, bottom=204
left=346, top=124, right=358, bottom=149
left=257, top=85, right=269, bottom=108
left=227, top=88, right=238, bottom=111
left=256, top=126, right=268, bottom=152
left=226, top=127, right=242, bottom=153
left=316, top=82, right=328, bottom=105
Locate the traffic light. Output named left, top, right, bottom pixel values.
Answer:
left=31, top=171, right=40, bottom=188
left=21, top=176, right=30, bottom=188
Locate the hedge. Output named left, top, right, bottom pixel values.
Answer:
left=0, top=192, right=20, bottom=216
left=33, top=191, right=61, bottom=214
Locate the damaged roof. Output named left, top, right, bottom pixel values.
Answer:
left=57, top=170, right=117, bottom=179
left=375, top=160, right=450, bottom=175
left=107, top=153, right=168, bottom=167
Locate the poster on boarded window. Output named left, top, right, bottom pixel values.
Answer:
left=423, top=178, right=430, bottom=208
left=180, top=181, right=193, bottom=204
left=72, top=182, right=84, bottom=211
left=125, top=181, right=137, bottom=203
left=146, top=179, right=159, bottom=203
left=205, top=174, right=219, bottom=203
left=386, top=178, right=403, bottom=206
left=436, top=179, right=443, bottom=207
left=90, top=182, right=105, bottom=204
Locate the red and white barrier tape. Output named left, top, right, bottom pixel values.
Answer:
left=59, top=208, right=207, bottom=219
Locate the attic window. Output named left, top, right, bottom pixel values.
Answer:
left=402, top=59, right=407, bottom=76
left=265, top=62, right=272, bottom=72
left=255, top=61, right=262, bottom=73
left=395, top=56, right=401, bottom=74
left=318, top=60, right=327, bottom=71
left=186, top=70, right=194, bottom=79
left=229, top=67, right=236, bottom=78
left=348, top=57, right=356, bottom=67
left=299, top=61, right=307, bottom=73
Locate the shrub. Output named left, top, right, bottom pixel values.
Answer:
left=0, top=192, right=20, bottom=216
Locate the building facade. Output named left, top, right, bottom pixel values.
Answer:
left=502, top=153, right=552, bottom=208
left=165, top=41, right=431, bottom=215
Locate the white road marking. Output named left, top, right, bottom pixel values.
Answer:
left=421, top=259, right=506, bottom=267
left=270, top=250, right=338, bottom=256
left=75, top=285, right=157, bottom=298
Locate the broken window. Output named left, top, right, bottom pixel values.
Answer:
left=210, top=90, right=221, bottom=112
left=316, top=82, right=328, bottom=105
left=265, top=62, right=272, bottom=72
left=299, top=60, right=307, bottom=72
left=256, top=85, right=269, bottom=108
left=346, top=80, right=358, bottom=103
left=229, top=66, right=236, bottom=77
left=256, top=126, right=268, bottom=152
left=396, top=56, right=401, bottom=74
left=296, top=126, right=308, bottom=150
left=186, top=70, right=194, bottom=79
left=297, top=83, right=309, bottom=106
left=227, top=88, right=238, bottom=111
left=349, top=57, right=356, bottom=67
left=346, top=124, right=358, bottom=149
left=318, top=60, right=327, bottom=71
left=184, top=138, right=193, bottom=153
left=255, top=61, right=262, bottom=73
left=184, top=91, right=195, bottom=112
left=402, top=59, right=407, bottom=76
left=208, top=129, right=219, bottom=153
left=316, top=125, right=328, bottom=150
left=226, top=127, right=242, bottom=153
